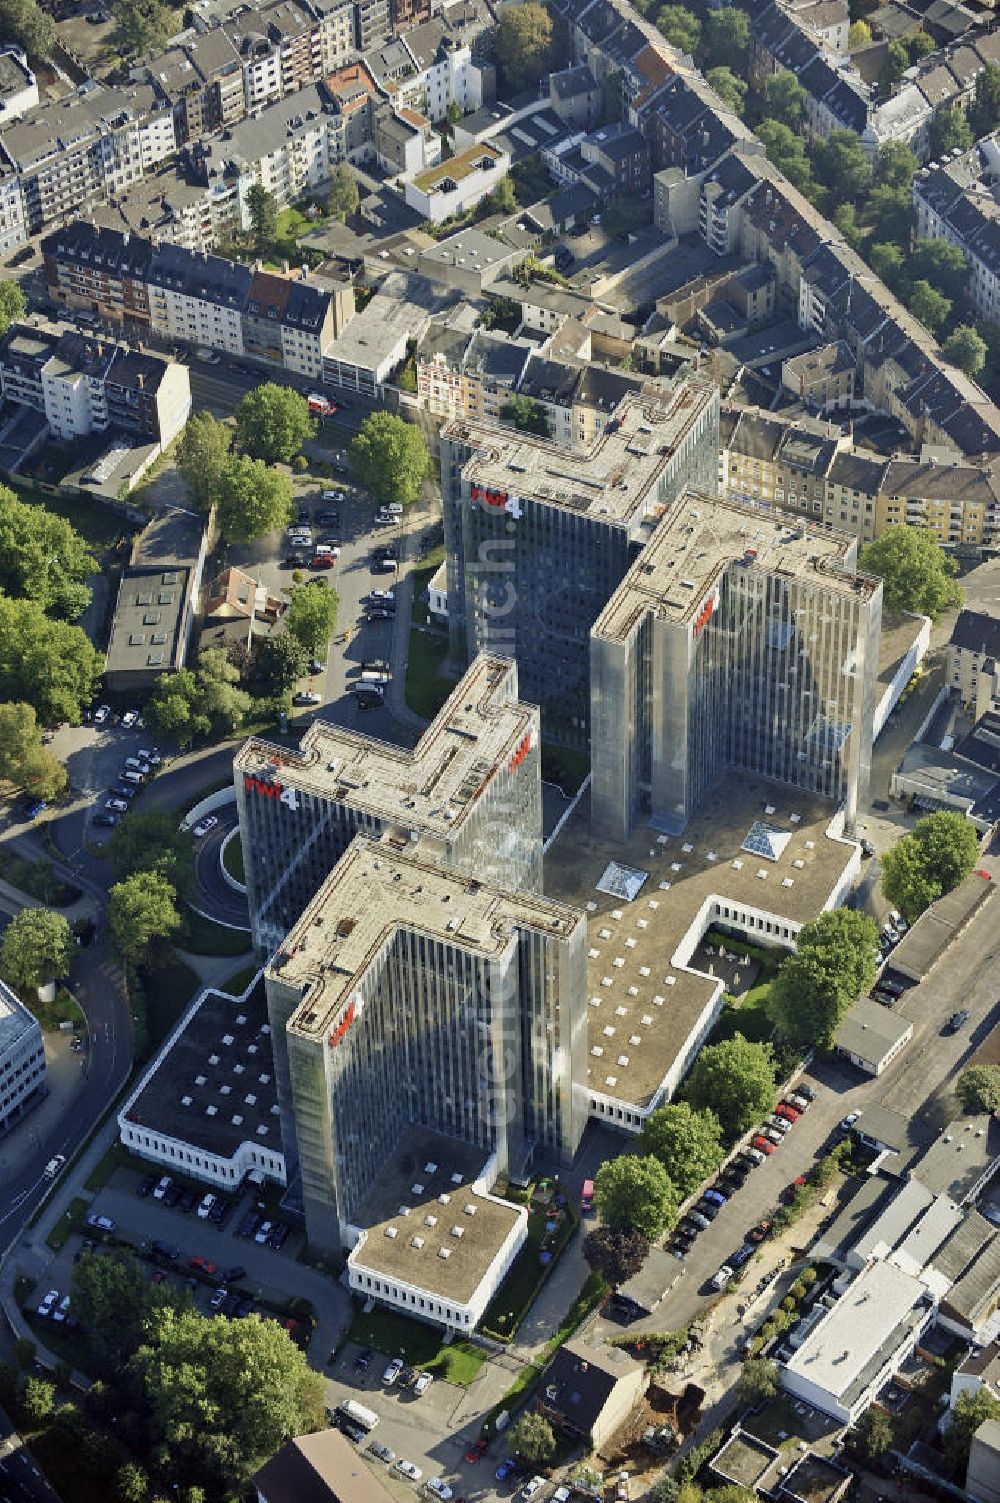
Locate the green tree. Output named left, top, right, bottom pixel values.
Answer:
left=874, top=140, right=918, bottom=191
left=253, top=631, right=309, bottom=694
left=0, top=486, right=96, bottom=620
left=234, top=384, right=316, bottom=465
left=701, top=7, right=748, bottom=70
left=757, top=122, right=815, bottom=198
left=908, top=238, right=968, bottom=303
left=107, top=872, right=180, bottom=968
left=945, top=1389, right=1000, bottom=1472
left=246, top=183, right=278, bottom=253
left=848, top=18, right=871, bottom=46
left=132, top=1304, right=325, bottom=1492
left=0, top=0, right=54, bottom=59
left=971, top=61, right=1000, bottom=137
left=1, top=907, right=74, bottom=991
left=582, top=1224, right=648, bottom=1288
left=19, top=1377, right=54, bottom=1427
left=115, top=1463, right=149, bottom=1503
left=446, top=100, right=462, bottom=126
left=686, top=1034, right=777, bottom=1138
left=637, top=1102, right=724, bottom=1198
left=859, top=525, right=962, bottom=617
left=943, top=324, right=987, bottom=378
left=738, top=1358, right=779, bottom=1406
left=147, top=667, right=209, bottom=747
left=176, top=412, right=232, bottom=511
left=593, top=1154, right=678, bottom=1240
left=705, top=66, right=746, bottom=117
left=648, top=1480, right=680, bottom=1503
left=488, top=175, right=518, bottom=214
left=832, top=203, right=861, bottom=249
left=109, top=0, right=172, bottom=59
left=869, top=241, right=905, bottom=287
left=0, top=594, right=102, bottom=726
left=71, top=1250, right=151, bottom=1368
left=957, top=1065, right=1000, bottom=1113
left=327, top=162, right=359, bottom=221
left=191, top=647, right=251, bottom=733
left=763, top=69, right=806, bottom=127
left=657, top=3, right=700, bottom=53
left=216, top=455, right=295, bottom=544
left=880, top=36, right=911, bottom=89
left=283, top=582, right=338, bottom=659
left=861, top=186, right=913, bottom=246
left=929, top=101, right=973, bottom=158
left=853, top=1405, right=894, bottom=1462
left=908, top=29, right=934, bottom=60
left=108, top=808, right=195, bottom=896
left=501, top=395, right=550, bottom=436
left=768, top=910, right=879, bottom=1050
left=0, top=701, right=67, bottom=802
left=0, top=280, right=26, bottom=338
left=813, top=130, right=872, bottom=201
left=349, top=412, right=429, bottom=507
left=881, top=811, right=980, bottom=923
left=509, top=1411, right=558, bottom=1465
left=495, top=2, right=552, bottom=92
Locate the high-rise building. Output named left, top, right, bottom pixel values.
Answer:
left=235, top=655, right=542, bottom=952
left=440, top=376, right=719, bottom=748
left=590, top=492, right=882, bottom=841
left=264, top=838, right=588, bottom=1253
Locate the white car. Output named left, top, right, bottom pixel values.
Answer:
left=152, top=1175, right=172, bottom=1200
left=413, top=1371, right=433, bottom=1396
left=522, top=1478, right=546, bottom=1500
left=426, top=1480, right=452, bottom=1500
left=382, top=1356, right=404, bottom=1385
left=44, top=1154, right=66, bottom=1179
left=292, top=691, right=322, bottom=706
left=197, top=1193, right=217, bottom=1219
left=193, top=816, right=219, bottom=838
left=136, top=748, right=160, bottom=766
left=53, top=1295, right=71, bottom=1323
left=711, top=1264, right=734, bottom=1290
left=322, top=489, right=344, bottom=502
left=195, top=346, right=221, bottom=364
left=93, top=704, right=110, bottom=725
left=254, top=1219, right=274, bottom=1244
left=395, top=1461, right=422, bottom=1482
left=121, top=710, right=138, bottom=729
left=106, top=798, right=128, bottom=813
left=380, top=503, right=404, bottom=516
left=37, top=1289, right=59, bottom=1318
left=553, top=1490, right=572, bottom=1503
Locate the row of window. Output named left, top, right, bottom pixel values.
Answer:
left=123, top=1129, right=282, bottom=1179
left=1, top=1059, right=44, bottom=1110
left=352, top=1271, right=473, bottom=1325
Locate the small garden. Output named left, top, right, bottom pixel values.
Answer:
left=31, top=986, right=85, bottom=1034
left=221, top=833, right=245, bottom=885
left=479, top=1178, right=578, bottom=1342
left=342, top=1301, right=485, bottom=1386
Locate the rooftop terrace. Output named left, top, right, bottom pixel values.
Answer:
left=544, top=773, right=857, bottom=1110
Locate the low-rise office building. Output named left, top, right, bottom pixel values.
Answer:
left=0, top=978, right=46, bottom=1139
left=0, top=49, right=37, bottom=126
left=404, top=141, right=509, bottom=223
left=105, top=508, right=206, bottom=693
left=834, top=995, right=914, bottom=1075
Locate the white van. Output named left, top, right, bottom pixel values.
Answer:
left=338, top=1399, right=379, bottom=1432
left=360, top=669, right=391, bottom=685
left=121, top=770, right=144, bottom=785
left=152, top=1175, right=173, bottom=1200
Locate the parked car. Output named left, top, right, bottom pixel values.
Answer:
left=369, top=1442, right=395, bottom=1464
left=162, top=1185, right=182, bottom=1208
left=236, top=1213, right=259, bottom=1239
left=695, top=1198, right=719, bottom=1220
left=760, top=1126, right=784, bottom=1145
left=209, top=1287, right=228, bottom=1310
left=292, top=691, right=322, bottom=706
left=254, top=1219, right=274, bottom=1244
left=686, top=1209, right=711, bottom=1231
left=751, top=1136, right=776, bottom=1155
left=93, top=704, right=110, bottom=725
left=380, top=503, right=404, bottom=516
left=522, top=1478, right=545, bottom=1500
left=711, top=1264, right=734, bottom=1290
left=766, top=1115, right=792, bottom=1136
left=427, top=1479, right=453, bottom=1500
left=93, top=812, right=119, bottom=827
left=748, top=1220, right=772, bottom=1244
left=730, top=1244, right=754, bottom=1270
left=740, top=1147, right=766, bottom=1168
left=112, top=783, right=137, bottom=800
left=269, top=1222, right=289, bottom=1249
left=837, top=1110, right=862, bottom=1134
left=222, top=1265, right=246, bottom=1282
left=37, top=1289, right=59, bottom=1317
left=383, top=1356, right=404, bottom=1385
left=105, top=797, right=128, bottom=812
left=795, top=1083, right=817, bottom=1101
left=703, top=1187, right=727, bottom=1206
left=43, top=1155, right=66, bottom=1179
left=395, top=1462, right=422, bottom=1483
left=192, top=815, right=219, bottom=838
left=152, top=1175, right=173, bottom=1200
left=354, top=1348, right=372, bottom=1372
left=85, top=1213, right=115, bottom=1232
left=413, top=1372, right=433, bottom=1396
left=197, top=1193, right=217, bottom=1219
left=189, top=1257, right=217, bottom=1274
left=495, top=1459, right=518, bottom=1482
left=946, top=1010, right=971, bottom=1033
left=464, top=1440, right=488, bottom=1463
left=136, top=1175, right=156, bottom=1198
left=786, top=1092, right=810, bottom=1112
left=775, top=1102, right=801, bottom=1122
left=151, top=1240, right=179, bottom=1260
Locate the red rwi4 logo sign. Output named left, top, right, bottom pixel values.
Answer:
left=244, top=774, right=300, bottom=811
left=693, top=592, right=718, bottom=639
left=329, top=1000, right=356, bottom=1048
left=509, top=733, right=532, bottom=773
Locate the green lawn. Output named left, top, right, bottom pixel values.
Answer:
left=346, top=1303, right=447, bottom=1366
left=221, top=833, right=245, bottom=885
left=9, top=479, right=132, bottom=551
left=426, top=1341, right=486, bottom=1386
left=45, top=1196, right=88, bottom=1252
left=405, top=627, right=451, bottom=722
left=181, top=904, right=253, bottom=957
left=480, top=1183, right=578, bottom=1342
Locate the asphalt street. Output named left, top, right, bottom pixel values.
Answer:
left=0, top=1408, right=60, bottom=1503
left=193, top=808, right=250, bottom=929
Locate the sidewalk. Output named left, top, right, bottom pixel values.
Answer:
left=0, top=1033, right=87, bottom=1183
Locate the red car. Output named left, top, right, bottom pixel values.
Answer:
left=781, top=1175, right=807, bottom=1203
left=775, top=1102, right=801, bottom=1123
left=189, top=1256, right=218, bottom=1274
left=311, top=554, right=336, bottom=569
left=464, top=1441, right=488, bottom=1463
left=751, top=1135, right=776, bottom=1155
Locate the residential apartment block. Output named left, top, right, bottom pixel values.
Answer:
left=440, top=376, right=720, bottom=748
left=404, top=142, right=509, bottom=223
left=913, top=133, right=1000, bottom=325
left=0, top=978, right=46, bottom=1138
left=948, top=609, right=1000, bottom=715
left=235, top=655, right=544, bottom=953
left=416, top=324, right=533, bottom=423
left=0, top=48, right=38, bottom=127
left=590, top=491, right=881, bottom=840
left=42, top=222, right=350, bottom=377
left=0, top=322, right=191, bottom=448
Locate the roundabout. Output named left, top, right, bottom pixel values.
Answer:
left=191, top=800, right=252, bottom=931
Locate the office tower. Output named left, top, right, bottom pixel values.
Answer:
left=235, top=655, right=542, bottom=952
left=264, top=838, right=588, bottom=1253
left=590, top=492, right=882, bottom=840
left=440, top=376, right=720, bottom=749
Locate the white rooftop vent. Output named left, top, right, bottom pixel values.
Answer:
left=591, top=1045, right=604, bottom=1057
left=451, top=1172, right=462, bottom=1184
left=222, top=1033, right=234, bottom=1046
left=665, top=975, right=676, bottom=986
left=220, top=1084, right=231, bottom=1095
left=206, top=1104, right=217, bottom=1116
left=630, top=1035, right=641, bottom=1046
left=181, top=1094, right=192, bottom=1106
left=425, top=1214, right=438, bottom=1227
left=603, top=1025, right=615, bottom=1037
left=782, top=877, right=794, bottom=888
left=627, top=985, right=639, bottom=997
left=438, top=1192, right=451, bottom=1205
left=244, top=1093, right=257, bottom=1106
left=208, top=1054, right=219, bottom=1066
left=805, top=839, right=815, bottom=850
left=232, top=1114, right=243, bottom=1125
left=765, top=803, right=776, bottom=815
left=248, top=1043, right=258, bottom=1055
left=588, top=947, right=600, bottom=958
left=411, top=1234, right=424, bottom=1248
left=589, top=997, right=601, bottom=1009
left=235, top=1014, right=247, bottom=1025
left=613, top=957, right=625, bottom=968
left=642, top=1014, right=653, bottom=1026
left=625, top=936, right=637, bottom=948
left=639, top=965, right=650, bottom=977
left=385, top=1226, right=398, bottom=1239
left=438, top=1247, right=452, bottom=1259
left=732, top=859, right=743, bottom=870
left=612, top=909, right=623, bottom=920
left=261, top=1023, right=271, bottom=1034
left=195, top=1074, right=207, bottom=1086
left=259, top=1073, right=271, bottom=1084
left=464, top=1203, right=477, bottom=1216
left=424, top=1161, right=438, bottom=1173
left=234, top=1064, right=245, bottom=1074
left=451, top=1225, right=464, bottom=1238
left=256, top=1124, right=269, bottom=1135
left=793, top=858, right=805, bottom=869
left=617, top=1054, right=630, bottom=1067
left=601, top=976, right=613, bottom=987
left=599, top=928, right=611, bottom=939
left=605, top=1075, right=618, bottom=1087
left=411, top=1182, right=425, bottom=1194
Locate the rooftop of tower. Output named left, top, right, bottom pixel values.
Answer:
left=268, top=837, right=585, bottom=1043
left=235, top=654, right=537, bottom=839
left=441, top=378, right=717, bottom=528
left=593, top=490, right=879, bottom=644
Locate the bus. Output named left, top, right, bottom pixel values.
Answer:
left=581, top=1179, right=595, bottom=1214
left=338, top=1399, right=379, bottom=1432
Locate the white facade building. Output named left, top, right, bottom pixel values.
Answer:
left=0, top=977, right=46, bottom=1138
left=404, top=142, right=510, bottom=224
